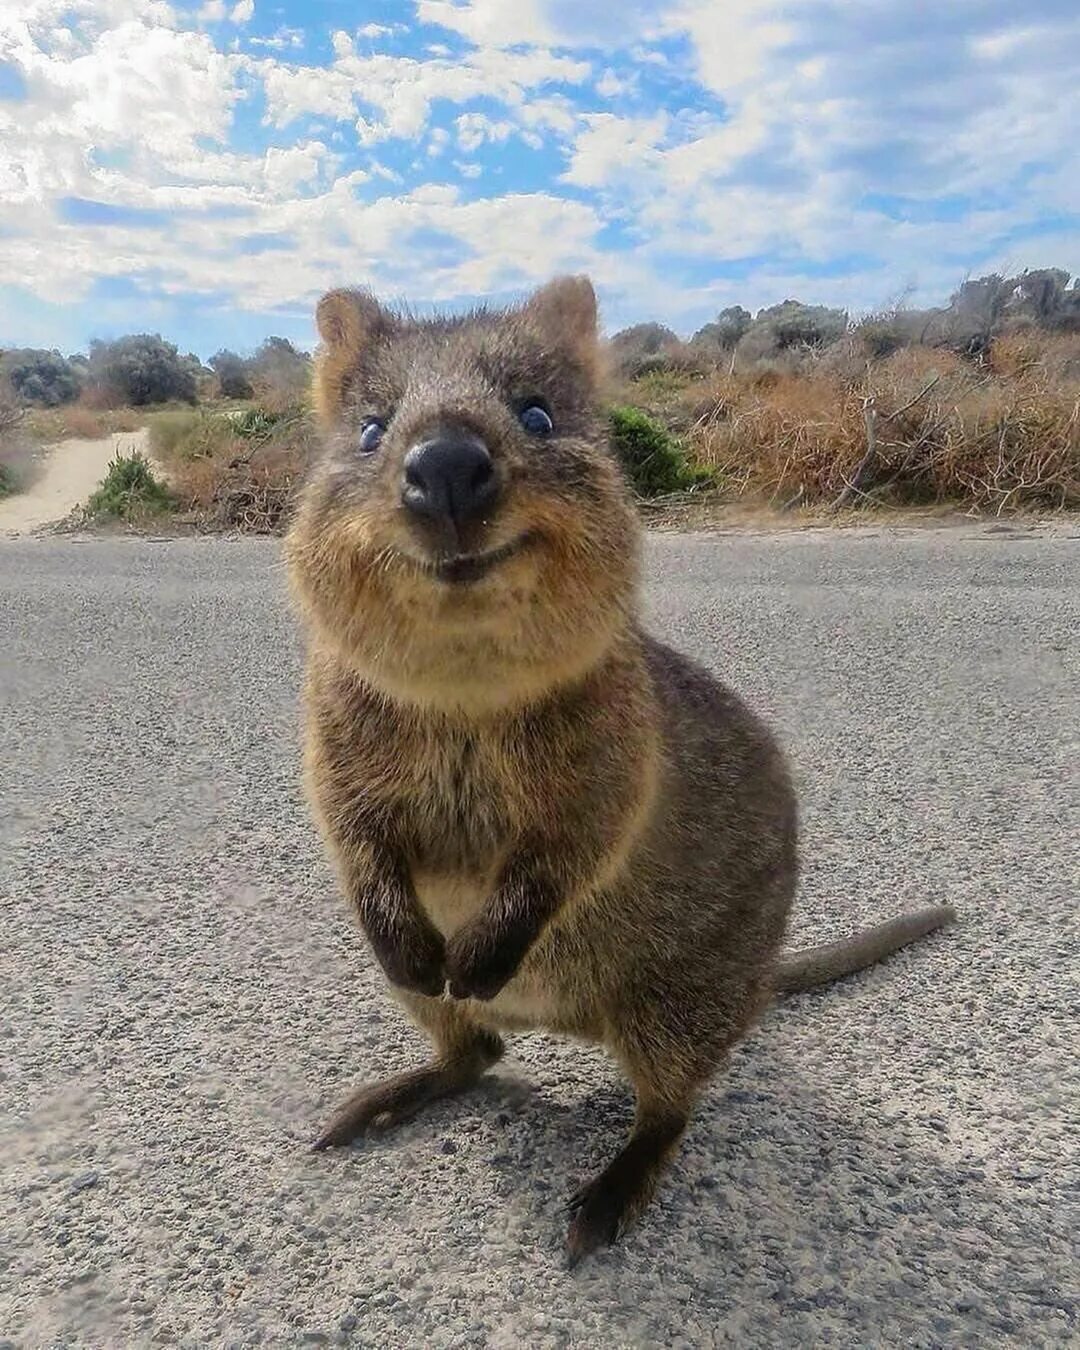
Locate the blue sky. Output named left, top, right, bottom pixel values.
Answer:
left=0, top=0, right=1077, bottom=358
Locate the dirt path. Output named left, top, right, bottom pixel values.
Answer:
left=0, top=427, right=148, bottom=535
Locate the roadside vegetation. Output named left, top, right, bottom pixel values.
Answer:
left=0, top=379, right=39, bottom=499
left=610, top=269, right=1080, bottom=514
left=2, top=266, right=1077, bottom=528
left=85, top=451, right=174, bottom=522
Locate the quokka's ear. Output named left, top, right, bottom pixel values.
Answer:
left=313, top=288, right=394, bottom=426
left=523, top=275, right=600, bottom=374
left=315, top=288, right=391, bottom=353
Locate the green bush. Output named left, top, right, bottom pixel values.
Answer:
left=230, top=407, right=282, bottom=438
left=608, top=405, right=712, bottom=497
left=149, top=407, right=294, bottom=464
left=86, top=334, right=197, bottom=407
left=147, top=408, right=201, bottom=459
left=86, top=451, right=173, bottom=520
left=0, top=348, right=82, bottom=407
left=208, top=349, right=254, bottom=400
left=691, top=306, right=753, bottom=352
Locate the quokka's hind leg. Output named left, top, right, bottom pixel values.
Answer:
left=565, top=1061, right=697, bottom=1265
left=313, top=992, right=503, bottom=1150
left=566, top=981, right=765, bottom=1263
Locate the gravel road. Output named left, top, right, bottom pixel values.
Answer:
left=1, top=526, right=1076, bottom=1348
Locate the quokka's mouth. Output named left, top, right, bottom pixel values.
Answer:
left=425, top=533, right=533, bottom=585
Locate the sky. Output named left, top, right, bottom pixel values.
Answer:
left=0, top=0, right=1077, bottom=359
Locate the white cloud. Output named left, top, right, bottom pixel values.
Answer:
left=416, top=0, right=557, bottom=48
left=455, top=113, right=514, bottom=152
left=595, top=67, right=636, bottom=99
left=261, top=141, right=330, bottom=195
left=0, top=0, right=1076, bottom=339
left=561, top=114, right=669, bottom=189
left=665, top=0, right=795, bottom=92
left=259, top=39, right=590, bottom=146
left=247, top=26, right=301, bottom=50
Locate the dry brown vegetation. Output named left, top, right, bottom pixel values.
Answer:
left=0, top=379, right=37, bottom=498
left=148, top=406, right=316, bottom=531
left=23, top=403, right=145, bottom=442
left=8, top=270, right=1078, bottom=526
left=622, top=330, right=1080, bottom=514
left=146, top=328, right=1079, bottom=527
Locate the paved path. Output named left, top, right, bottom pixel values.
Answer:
left=0, top=428, right=148, bottom=536
left=0, top=527, right=1076, bottom=1347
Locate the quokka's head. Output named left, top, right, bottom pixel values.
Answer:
left=285, top=276, right=641, bottom=715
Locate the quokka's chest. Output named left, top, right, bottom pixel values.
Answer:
left=396, top=733, right=523, bottom=871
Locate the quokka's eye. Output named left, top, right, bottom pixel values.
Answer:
left=358, top=418, right=386, bottom=453
left=519, top=403, right=553, bottom=437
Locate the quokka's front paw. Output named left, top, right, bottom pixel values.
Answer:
left=444, top=924, right=522, bottom=1001
left=373, top=920, right=446, bottom=998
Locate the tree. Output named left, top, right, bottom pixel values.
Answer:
left=0, top=348, right=82, bottom=406
left=247, top=336, right=310, bottom=409
left=607, top=323, right=683, bottom=378
left=209, top=349, right=254, bottom=400
left=86, top=334, right=197, bottom=406
left=691, top=306, right=752, bottom=350
left=751, top=300, right=848, bottom=350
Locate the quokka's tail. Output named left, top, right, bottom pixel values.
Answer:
left=774, top=905, right=957, bottom=995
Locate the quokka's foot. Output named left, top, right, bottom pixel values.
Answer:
left=565, top=1111, right=687, bottom=1266
left=313, top=1031, right=503, bottom=1151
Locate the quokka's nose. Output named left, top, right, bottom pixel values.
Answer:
left=401, top=432, right=498, bottom=528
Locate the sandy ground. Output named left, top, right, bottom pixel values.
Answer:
left=0, top=529, right=1077, bottom=1347
left=0, top=427, right=148, bottom=536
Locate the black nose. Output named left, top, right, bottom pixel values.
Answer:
left=401, top=432, right=497, bottom=528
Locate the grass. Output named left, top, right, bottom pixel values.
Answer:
left=24, top=403, right=145, bottom=442
left=86, top=451, right=174, bottom=521
left=148, top=403, right=315, bottom=531
left=0, top=388, right=38, bottom=498
left=15, top=326, right=1075, bottom=530
left=622, top=331, right=1080, bottom=514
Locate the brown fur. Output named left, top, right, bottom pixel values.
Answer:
left=285, top=275, right=955, bottom=1262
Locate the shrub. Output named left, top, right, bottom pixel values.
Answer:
left=690, top=306, right=753, bottom=353
left=0, top=379, right=35, bottom=497
left=0, top=348, right=82, bottom=407
left=608, top=405, right=711, bottom=497
left=745, top=300, right=848, bottom=354
left=148, top=408, right=231, bottom=462
left=86, top=334, right=197, bottom=407
left=247, top=337, right=311, bottom=413
left=208, top=349, right=254, bottom=400
left=608, top=323, right=685, bottom=380
left=148, top=406, right=293, bottom=466
left=230, top=407, right=283, bottom=438
left=681, top=339, right=1079, bottom=512
left=161, top=407, right=316, bottom=531
left=86, top=451, right=174, bottom=520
